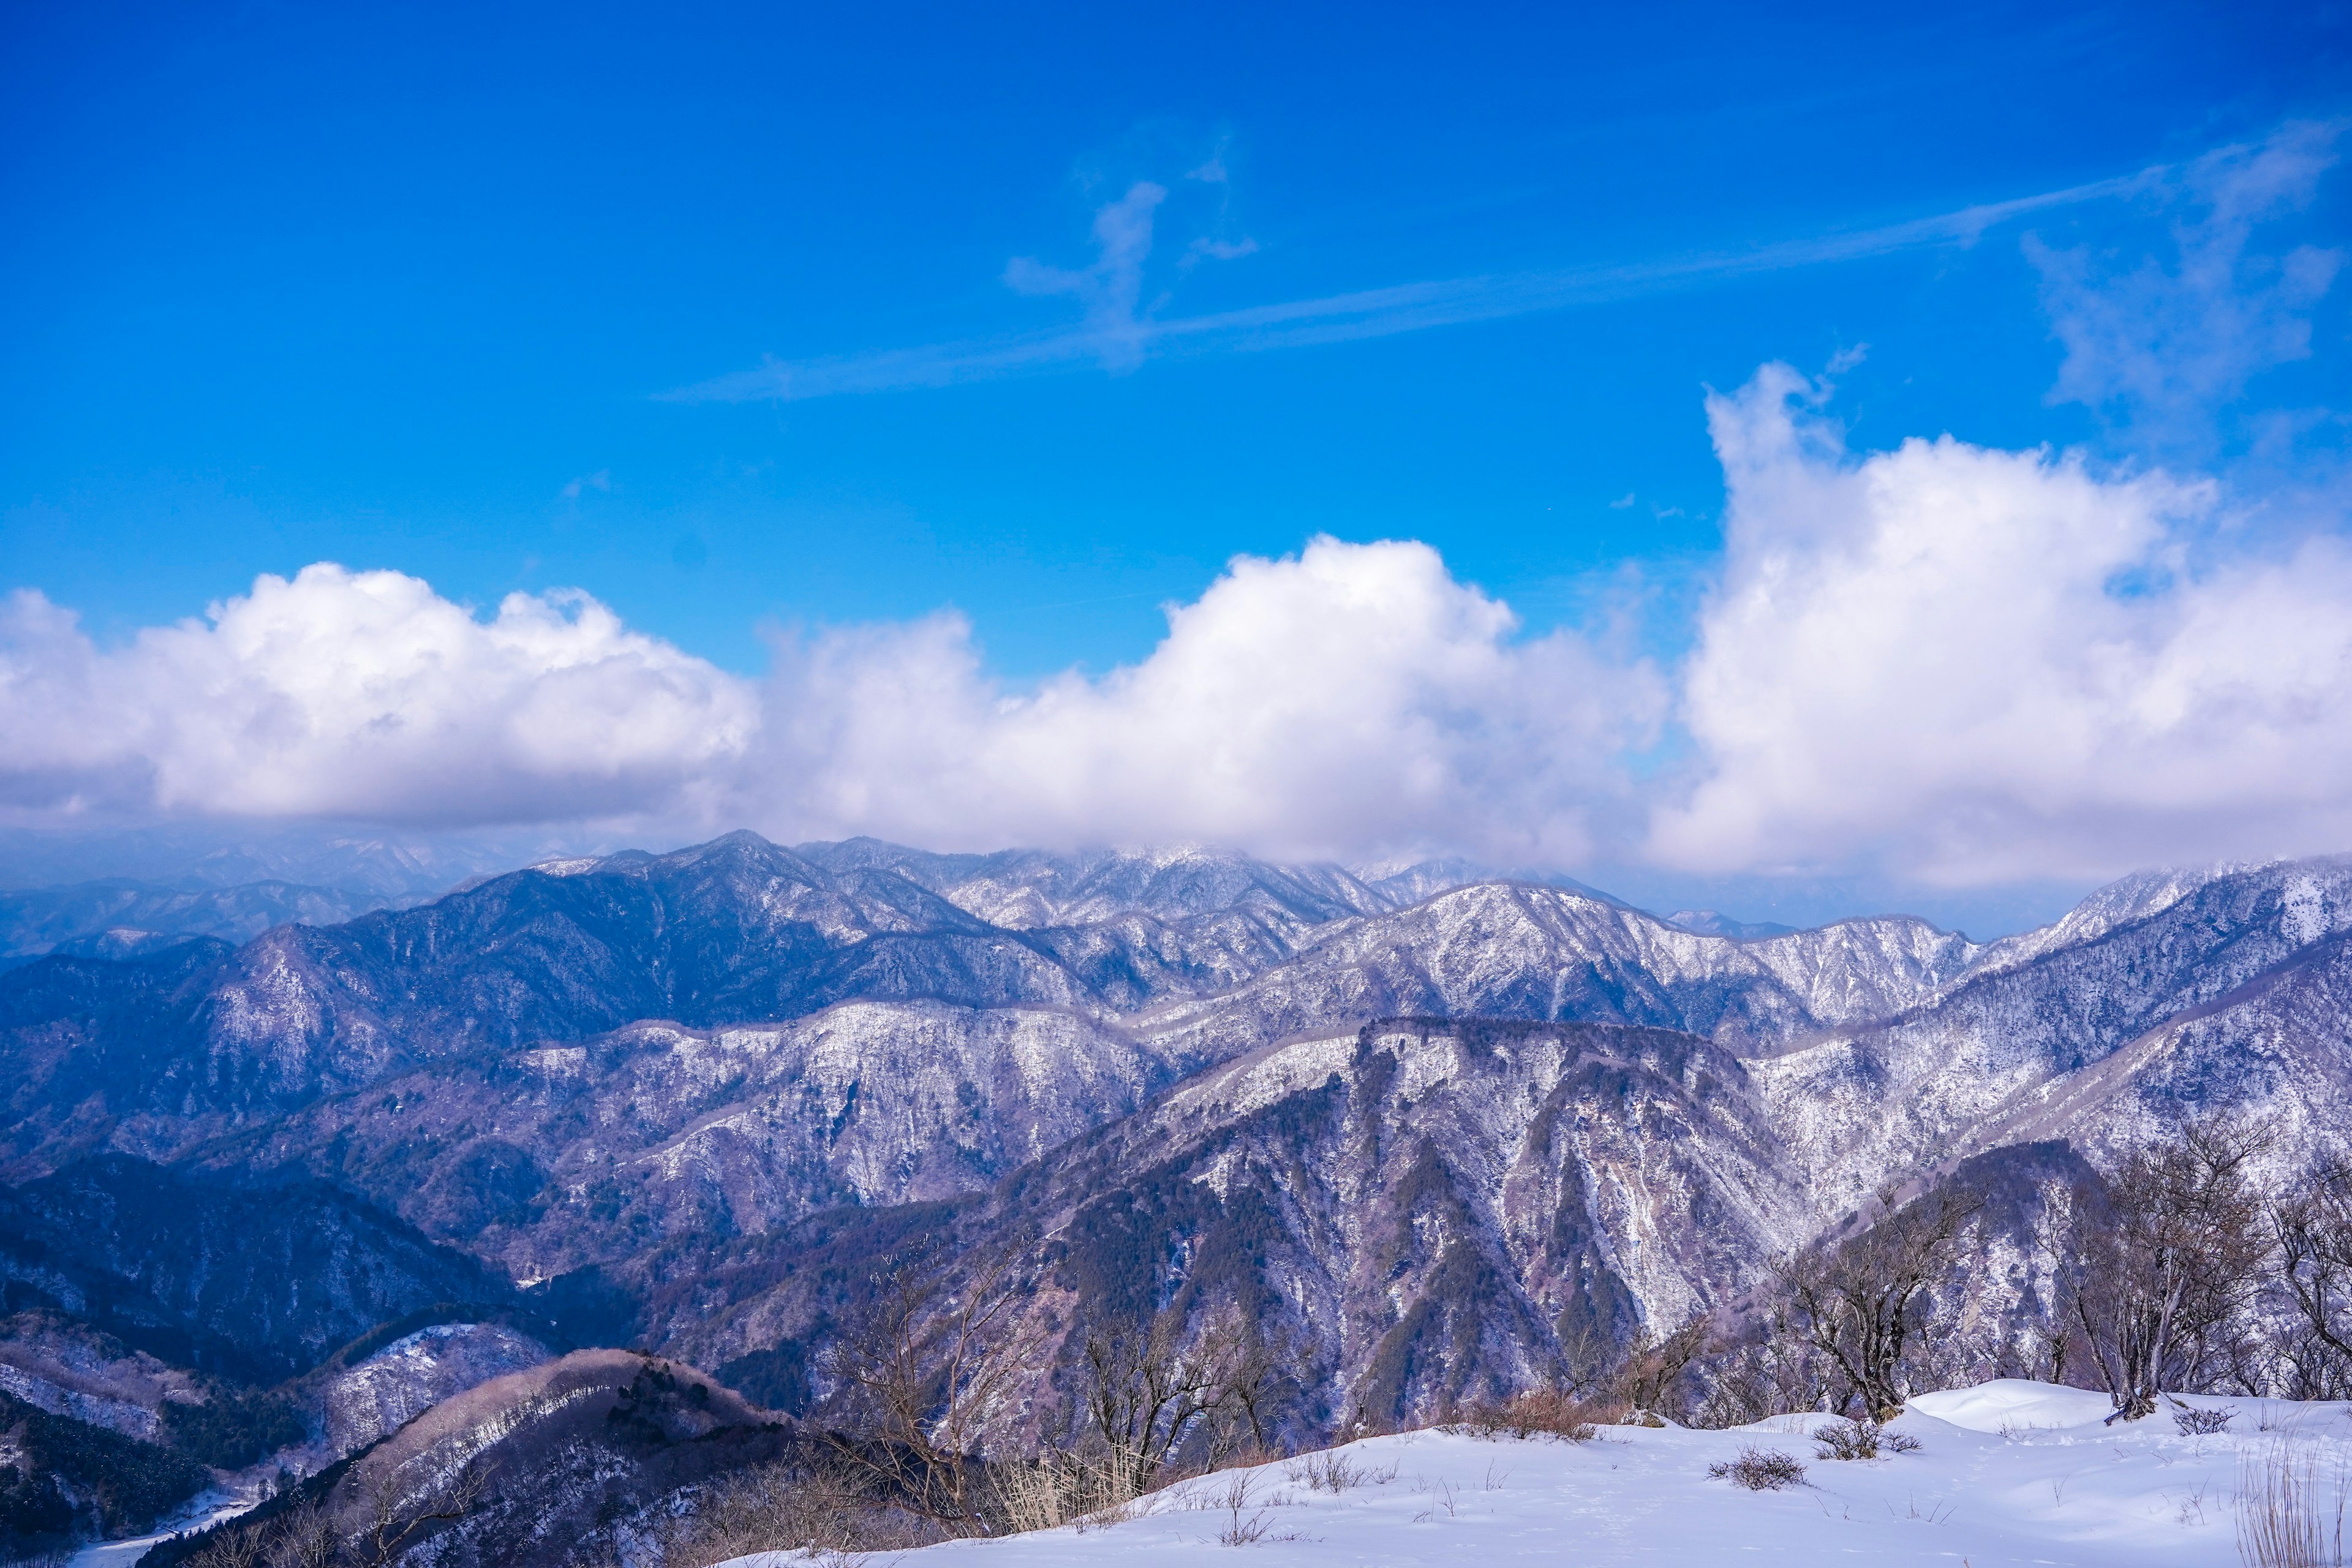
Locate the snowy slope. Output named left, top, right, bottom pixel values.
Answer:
left=1136, top=882, right=1983, bottom=1065
left=714, top=1383, right=2348, bottom=1568
left=1752, top=856, right=2352, bottom=1210
left=641, top=1019, right=1815, bottom=1414
left=15, top=837, right=2352, bottom=1442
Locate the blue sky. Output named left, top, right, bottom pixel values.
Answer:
left=4, top=1, right=2350, bottom=933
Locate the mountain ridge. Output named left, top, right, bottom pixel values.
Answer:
left=4, top=832, right=2348, bottom=1457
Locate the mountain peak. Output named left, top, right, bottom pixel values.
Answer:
left=1667, top=909, right=1800, bottom=940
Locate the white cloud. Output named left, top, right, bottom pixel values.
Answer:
left=1002, top=181, right=1168, bottom=372
left=1182, top=235, right=1261, bottom=269
left=0, top=546, right=1660, bottom=863
left=1651, top=364, right=2352, bottom=884
left=0, top=565, right=759, bottom=824
left=2028, top=121, right=2342, bottom=439
left=668, top=169, right=2139, bottom=404
left=750, top=537, right=1660, bottom=864
left=13, top=418, right=2352, bottom=888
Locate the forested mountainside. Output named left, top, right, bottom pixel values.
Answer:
left=0, top=1156, right=519, bottom=1382
left=634, top=1018, right=1814, bottom=1431
left=4, top=835, right=2351, bottom=1561
left=0, top=880, right=391, bottom=963
left=0, top=833, right=1998, bottom=1183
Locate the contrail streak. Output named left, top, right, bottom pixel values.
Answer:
left=663, top=171, right=2149, bottom=404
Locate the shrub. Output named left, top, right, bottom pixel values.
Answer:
left=1811, top=1418, right=1920, bottom=1461
left=1708, top=1447, right=1808, bottom=1491
left=1442, top=1389, right=1608, bottom=1442
left=2172, top=1402, right=2236, bottom=1435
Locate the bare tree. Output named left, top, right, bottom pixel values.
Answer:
left=1199, top=1307, right=1294, bottom=1460
left=819, top=1242, right=1037, bottom=1536
left=260, top=1502, right=341, bottom=1568
left=2059, top=1117, right=2272, bottom=1421
left=1080, top=1311, right=1235, bottom=1494
left=186, top=1522, right=266, bottom=1568
left=2266, top=1321, right=2352, bottom=1401
left=1556, top=1319, right=1618, bottom=1400
left=1688, top=1327, right=1833, bottom=1430
left=352, top=1456, right=497, bottom=1568
left=2275, top=1155, right=2352, bottom=1363
left=190, top=1499, right=339, bottom=1568
left=1611, top=1315, right=1713, bottom=1418
left=1777, top=1184, right=1983, bottom=1419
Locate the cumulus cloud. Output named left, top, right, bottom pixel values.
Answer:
left=750, top=536, right=1660, bottom=863
left=0, top=565, right=759, bottom=824
left=0, top=546, right=1661, bottom=862
left=12, top=434, right=2352, bottom=886
left=1651, top=363, right=2352, bottom=884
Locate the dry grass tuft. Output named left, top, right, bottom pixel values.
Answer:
left=989, top=1449, right=1157, bottom=1535
left=2237, top=1442, right=2350, bottom=1568
left=1281, top=1449, right=1400, bottom=1493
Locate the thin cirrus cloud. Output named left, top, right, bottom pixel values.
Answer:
left=2027, top=119, right=2343, bottom=443
left=664, top=169, right=2152, bottom=405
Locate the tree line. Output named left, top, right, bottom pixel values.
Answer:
left=175, top=1115, right=2352, bottom=1566
left=662, top=1118, right=2352, bottom=1563
left=1691, top=1117, right=2352, bottom=1429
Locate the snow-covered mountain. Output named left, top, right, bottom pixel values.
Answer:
left=1752, top=855, right=2352, bottom=1212
left=0, top=879, right=397, bottom=963
left=208, top=1001, right=1180, bottom=1282
left=1129, top=882, right=1988, bottom=1065
left=646, top=1017, right=1817, bottom=1427
left=6, top=834, right=2352, bottom=1452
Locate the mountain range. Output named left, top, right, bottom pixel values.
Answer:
left=3, top=832, right=2350, bottom=1549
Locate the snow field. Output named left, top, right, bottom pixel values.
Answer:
left=716, top=1381, right=2352, bottom=1567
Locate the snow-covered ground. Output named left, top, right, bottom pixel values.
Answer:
left=66, top=1485, right=260, bottom=1568
left=718, top=1382, right=2352, bottom=1567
